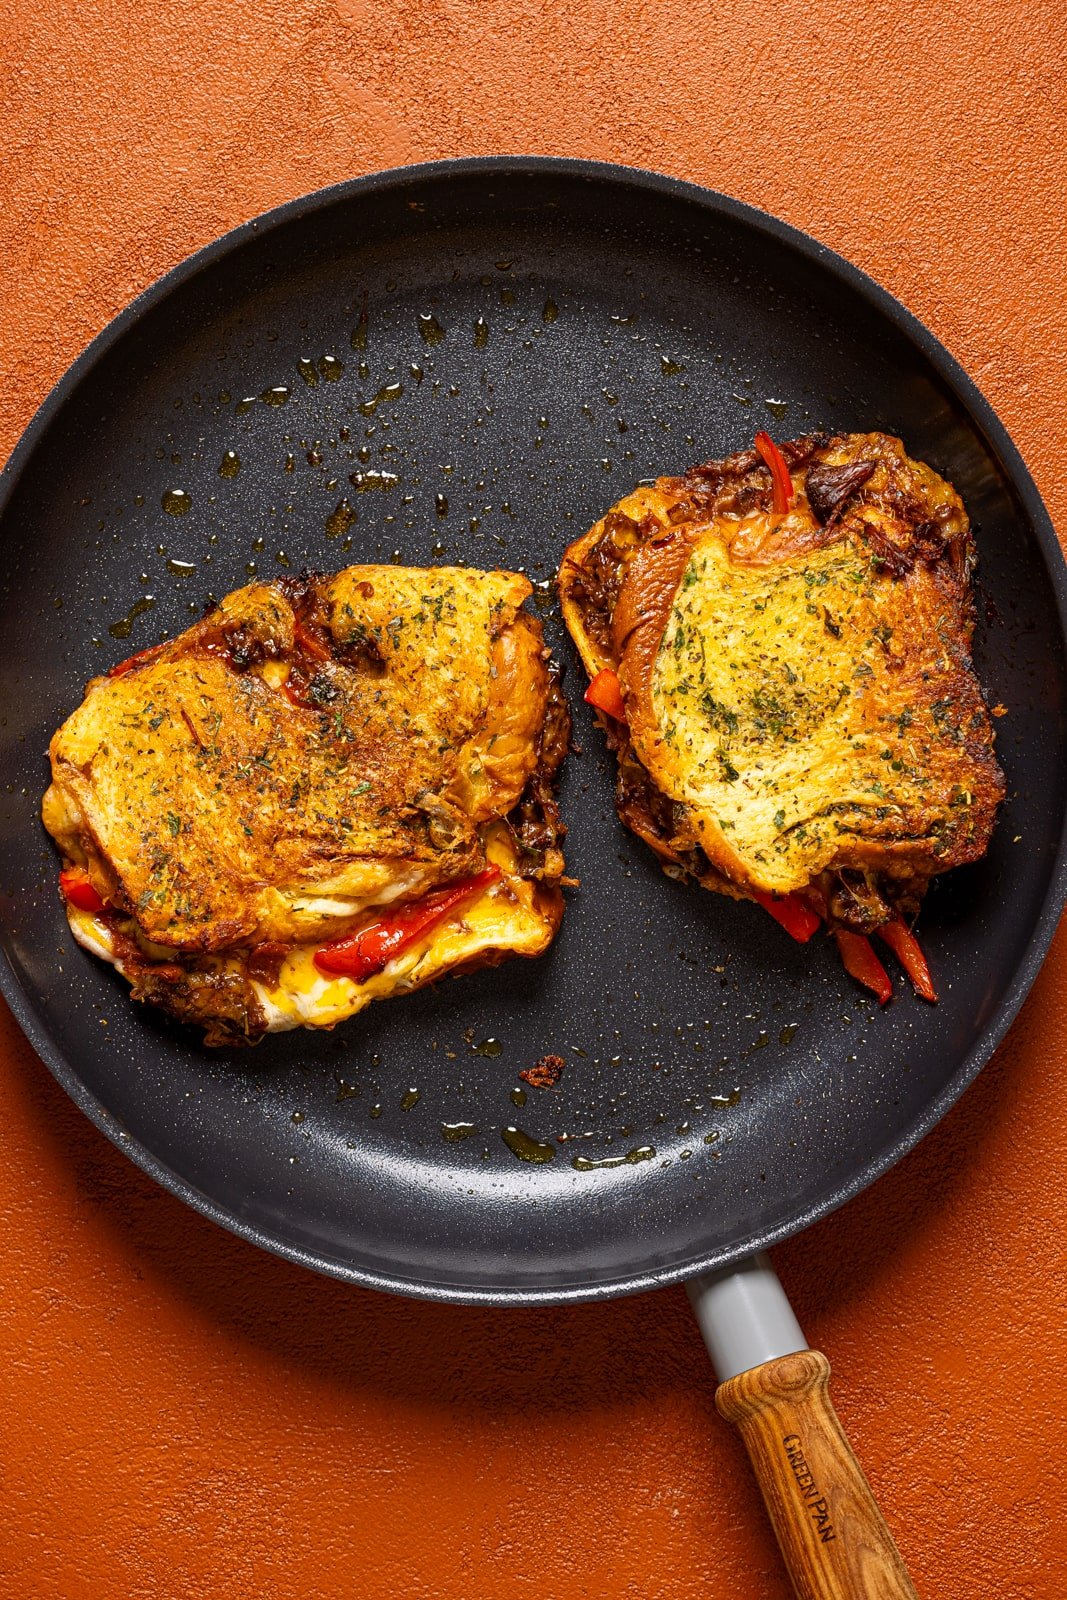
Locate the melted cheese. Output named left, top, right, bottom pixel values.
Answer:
left=253, top=870, right=549, bottom=1030
left=66, top=830, right=554, bottom=1035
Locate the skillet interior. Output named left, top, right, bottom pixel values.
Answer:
left=1, top=159, right=1065, bottom=1302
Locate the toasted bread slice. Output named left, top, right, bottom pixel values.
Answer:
left=560, top=432, right=1004, bottom=931
left=44, top=566, right=569, bottom=1043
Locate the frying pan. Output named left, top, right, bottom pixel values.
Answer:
left=2, top=158, right=1065, bottom=1598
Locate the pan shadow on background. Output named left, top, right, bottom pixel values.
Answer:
left=3, top=922, right=1064, bottom=1598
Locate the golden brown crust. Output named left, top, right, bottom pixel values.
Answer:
left=46, top=567, right=546, bottom=951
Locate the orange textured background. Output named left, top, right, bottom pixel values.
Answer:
left=2, top=3, right=1066, bottom=1597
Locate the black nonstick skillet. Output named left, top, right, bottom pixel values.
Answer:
left=2, top=159, right=1064, bottom=1598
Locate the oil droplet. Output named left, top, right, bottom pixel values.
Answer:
left=284, top=453, right=295, bottom=473
left=501, top=1126, right=555, bottom=1164
left=572, top=1146, right=655, bottom=1171
left=418, top=312, right=445, bottom=345
left=325, top=498, right=357, bottom=537
left=400, top=1087, right=420, bottom=1111
left=543, top=298, right=558, bottom=323
left=410, top=363, right=423, bottom=383
left=731, top=392, right=752, bottom=406
left=291, top=1110, right=305, bottom=1124
left=442, top=1122, right=478, bottom=1142
left=510, top=1086, right=527, bottom=1108
left=218, top=389, right=232, bottom=404
left=473, top=317, right=489, bottom=349
left=474, top=1037, right=502, bottom=1057
left=275, top=550, right=291, bottom=568
left=297, top=357, right=319, bottom=387
left=765, top=398, right=789, bottom=418
left=245, top=562, right=258, bottom=576
left=708, top=1088, right=741, bottom=1107
left=430, top=540, right=446, bottom=557
left=134, top=494, right=145, bottom=507
left=319, top=354, right=344, bottom=382
left=251, top=535, right=265, bottom=551
left=369, top=1103, right=383, bottom=1119
left=703, top=1130, right=720, bottom=1144
left=661, top=356, right=684, bottom=376
left=358, top=382, right=403, bottom=417
left=495, top=259, right=513, bottom=271
left=350, top=468, right=399, bottom=492
left=161, top=488, right=192, bottom=516
left=779, top=1022, right=799, bottom=1045
left=218, top=450, right=241, bottom=478
left=335, top=1077, right=360, bottom=1101
left=261, top=385, right=289, bottom=406
left=166, top=559, right=196, bottom=576
left=351, top=308, right=369, bottom=350
left=435, top=493, right=449, bottom=517
left=499, top=287, right=514, bottom=306
left=108, top=595, right=155, bottom=639
left=236, top=395, right=257, bottom=414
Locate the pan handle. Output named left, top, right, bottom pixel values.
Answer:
left=688, top=1257, right=919, bottom=1600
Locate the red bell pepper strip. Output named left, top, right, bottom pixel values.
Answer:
left=877, top=919, right=937, bottom=1002
left=313, top=866, right=501, bottom=981
left=754, top=890, right=821, bottom=943
left=293, top=619, right=332, bottom=663
left=754, top=431, right=794, bottom=515
left=584, top=667, right=627, bottom=721
left=108, top=642, right=166, bottom=679
left=834, top=929, right=893, bottom=1006
left=59, top=866, right=107, bottom=914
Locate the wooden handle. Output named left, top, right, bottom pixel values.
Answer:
left=716, top=1350, right=918, bottom=1600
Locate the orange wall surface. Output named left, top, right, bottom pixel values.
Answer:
left=1, top=3, right=1066, bottom=1597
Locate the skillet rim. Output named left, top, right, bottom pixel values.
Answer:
left=2, top=154, right=1065, bottom=1304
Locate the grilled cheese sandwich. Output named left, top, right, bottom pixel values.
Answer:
left=45, top=565, right=569, bottom=1044
left=559, top=431, right=1004, bottom=968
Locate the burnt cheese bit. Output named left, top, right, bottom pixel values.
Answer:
left=520, top=1054, right=565, bottom=1088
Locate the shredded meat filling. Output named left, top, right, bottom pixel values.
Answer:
left=511, top=661, right=571, bottom=878
left=562, top=511, right=642, bottom=656
left=106, top=921, right=268, bottom=1047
